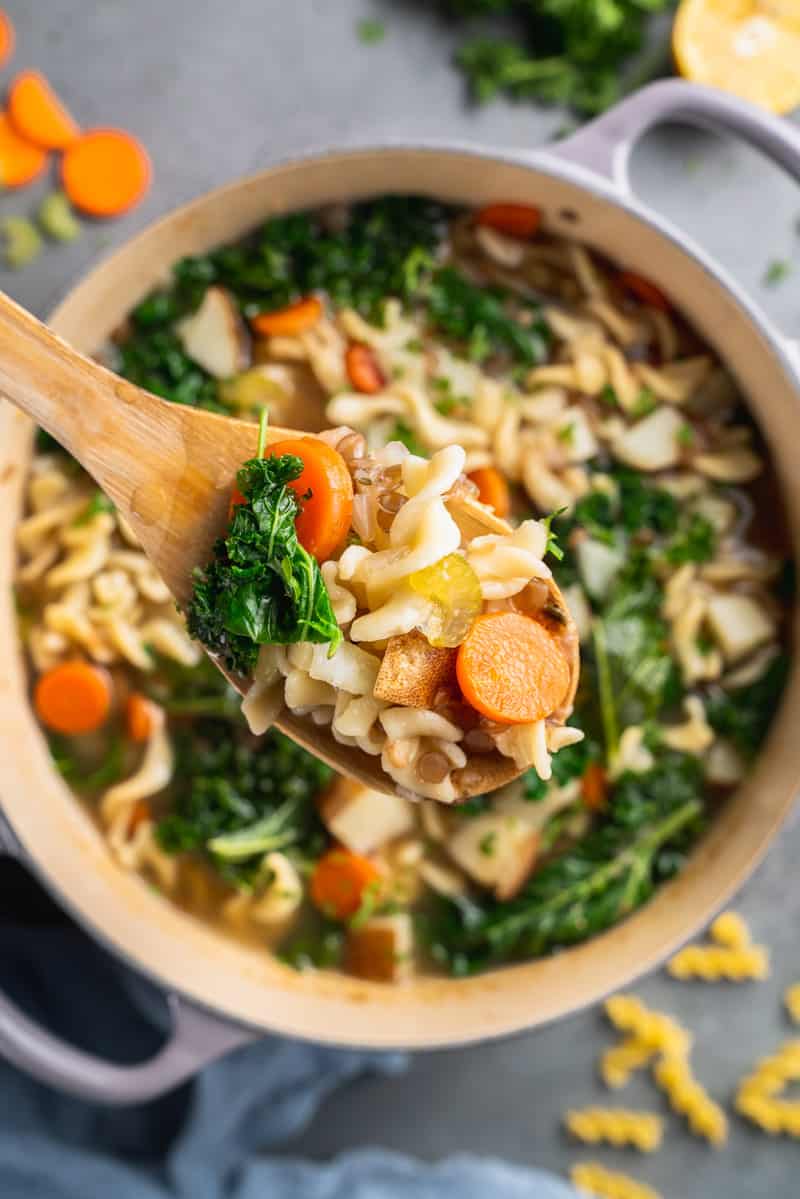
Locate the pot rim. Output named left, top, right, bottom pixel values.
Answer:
left=2, top=134, right=799, bottom=1055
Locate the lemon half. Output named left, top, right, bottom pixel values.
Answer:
left=674, top=0, right=800, bottom=114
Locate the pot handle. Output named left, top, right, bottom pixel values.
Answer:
left=542, top=79, right=800, bottom=369
left=0, top=816, right=255, bottom=1105
left=545, top=78, right=800, bottom=192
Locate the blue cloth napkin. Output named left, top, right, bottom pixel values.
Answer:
left=0, top=920, right=578, bottom=1199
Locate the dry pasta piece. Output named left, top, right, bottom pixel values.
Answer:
left=604, top=995, right=692, bottom=1058
left=571, top=1162, right=661, bottom=1199
left=736, top=1040, right=800, bottom=1104
left=785, top=984, right=800, bottom=1025
left=652, top=1055, right=727, bottom=1146
left=667, top=944, right=769, bottom=982
left=709, top=910, right=751, bottom=950
left=599, top=1039, right=655, bottom=1090
left=565, top=1107, right=663, bottom=1152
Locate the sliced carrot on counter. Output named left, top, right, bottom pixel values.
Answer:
left=264, top=436, right=353, bottom=561
left=0, top=10, right=14, bottom=69
left=468, top=466, right=511, bottom=519
left=456, top=611, right=571, bottom=725
left=581, top=762, right=608, bottom=811
left=126, top=692, right=161, bottom=743
left=617, top=270, right=670, bottom=312
left=476, top=202, right=541, bottom=240
left=34, top=660, right=112, bottom=735
left=310, top=848, right=381, bottom=920
left=61, top=128, right=151, bottom=217
left=0, top=111, right=47, bottom=188
left=8, top=71, right=79, bottom=150
left=250, top=296, right=322, bottom=338
left=345, top=342, right=385, bottom=394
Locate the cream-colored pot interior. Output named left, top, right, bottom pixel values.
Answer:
left=1, top=148, right=798, bottom=1047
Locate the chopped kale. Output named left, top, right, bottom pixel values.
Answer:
left=187, top=451, right=341, bottom=676
left=707, top=653, right=789, bottom=759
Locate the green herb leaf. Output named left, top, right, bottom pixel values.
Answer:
left=357, top=17, right=386, bottom=43
left=187, top=453, right=341, bottom=675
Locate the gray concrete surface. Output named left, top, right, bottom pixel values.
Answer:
left=4, top=2, right=800, bottom=1195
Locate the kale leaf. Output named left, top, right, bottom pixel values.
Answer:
left=156, top=726, right=331, bottom=884
left=426, top=267, right=549, bottom=366
left=706, top=653, right=789, bottom=759
left=186, top=453, right=341, bottom=676
left=426, top=752, right=702, bottom=974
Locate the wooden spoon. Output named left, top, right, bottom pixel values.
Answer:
left=0, top=291, right=578, bottom=799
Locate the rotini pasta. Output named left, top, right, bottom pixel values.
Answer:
left=570, top=1162, right=661, bottom=1199
left=565, top=1108, right=663, bottom=1152
left=666, top=943, right=769, bottom=982
left=709, top=910, right=751, bottom=950
left=651, top=1054, right=727, bottom=1146
left=604, top=995, right=692, bottom=1058
left=599, top=1038, right=655, bottom=1090
left=785, top=984, right=800, bottom=1024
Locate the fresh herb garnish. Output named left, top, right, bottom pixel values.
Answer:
left=74, top=490, right=115, bottom=525
left=764, top=260, right=791, bottom=288
left=357, top=18, right=386, bottom=43
left=187, top=442, right=341, bottom=676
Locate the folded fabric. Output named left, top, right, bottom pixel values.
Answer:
left=0, top=920, right=577, bottom=1199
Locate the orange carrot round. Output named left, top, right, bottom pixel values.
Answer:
left=126, top=692, right=161, bottom=743
left=345, top=343, right=385, bottom=394
left=310, top=848, right=380, bottom=920
left=250, top=297, right=322, bottom=338
left=476, top=203, right=541, bottom=240
left=581, top=762, right=608, bottom=811
left=61, top=128, right=151, bottom=217
left=8, top=71, right=79, bottom=150
left=265, top=437, right=353, bottom=561
left=456, top=611, right=570, bottom=725
left=617, top=270, right=670, bottom=312
left=0, top=111, right=47, bottom=188
left=34, top=660, right=112, bottom=735
left=0, top=10, right=15, bottom=69
left=468, top=466, right=511, bottom=518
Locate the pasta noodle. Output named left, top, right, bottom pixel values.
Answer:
left=570, top=1162, right=661, bottom=1199
left=736, top=1042, right=800, bottom=1136
left=604, top=995, right=692, bottom=1058
left=565, top=1108, right=663, bottom=1152
left=785, top=984, right=800, bottom=1024
left=651, top=1054, right=727, bottom=1146
left=599, top=1038, right=655, bottom=1090
left=666, top=944, right=769, bottom=982
left=709, top=910, right=751, bottom=950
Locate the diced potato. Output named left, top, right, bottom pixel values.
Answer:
left=576, top=537, right=623, bottom=602
left=319, top=778, right=416, bottom=856
left=176, top=286, right=249, bottom=379
left=611, top=406, right=685, bottom=472
left=705, top=739, right=746, bottom=787
left=705, top=593, right=776, bottom=663
left=345, top=913, right=414, bottom=982
left=445, top=808, right=540, bottom=901
left=373, top=630, right=457, bottom=708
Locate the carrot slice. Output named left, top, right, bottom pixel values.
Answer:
left=456, top=611, right=570, bottom=725
left=617, top=270, right=670, bottom=312
left=0, top=112, right=47, bottom=188
left=61, top=128, right=151, bottom=217
left=126, top=692, right=161, bottom=743
left=468, top=466, right=511, bottom=518
left=8, top=71, right=79, bottom=150
left=34, top=660, right=112, bottom=735
left=476, top=203, right=541, bottom=240
left=345, top=343, right=385, bottom=394
left=310, top=848, right=381, bottom=920
left=250, top=297, right=322, bottom=338
left=0, top=10, right=15, bottom=69
left=581, top=762, right=608, bottom=811
left=264, top=437, right=353, bottom=561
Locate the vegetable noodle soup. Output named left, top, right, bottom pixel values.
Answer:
left=15, top=197, right=791, bottom=983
